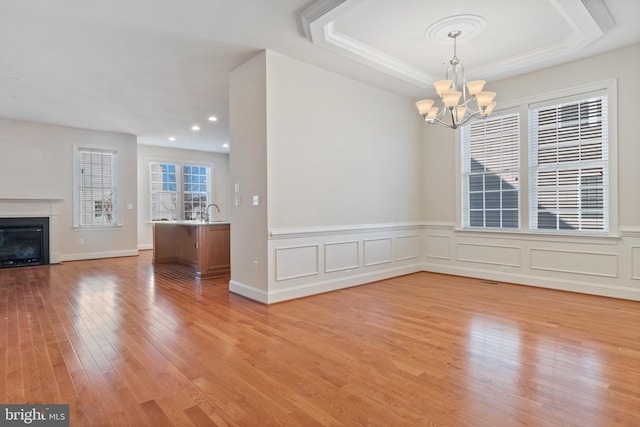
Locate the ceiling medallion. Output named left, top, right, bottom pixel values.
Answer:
left=424, top=14, right=487, bottom=43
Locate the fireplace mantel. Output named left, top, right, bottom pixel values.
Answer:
left=0, top=197, right=63, bottom=263
left=0, top=196, right=63, bottom=202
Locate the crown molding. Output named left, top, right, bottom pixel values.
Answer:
left=324, top=23, right=434, bottom=87
left=580, top=0, right=615, bottom=33
left=299, top=0, right=349, bottom=41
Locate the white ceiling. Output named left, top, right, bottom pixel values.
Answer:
left=1, top=0, right=639, bottom=153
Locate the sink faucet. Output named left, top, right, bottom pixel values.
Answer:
left=203, top=203, right=220, bottom=222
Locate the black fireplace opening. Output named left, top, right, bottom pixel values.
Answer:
left=0, top=217, right=50, bottom=268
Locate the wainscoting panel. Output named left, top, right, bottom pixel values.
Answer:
left=325, top=241, right=359, bottom=273
left=396, top=235, right=420, bottom=261
left=530, top=248, right=618, bottom=278
left=264, top=224, right=423, bottom=303
left=275, top=244, right=319, bottom=281
left=629, top=246, right=640, bottom=280
left=422, top=223, right=640, bottom=301
left=364, top=238, right=392, bottom=267
left=456, top=243, right=521, bottom=267
left=426, top=234, right=450, bottom=260
left=255, top=224, right=640, bottom=303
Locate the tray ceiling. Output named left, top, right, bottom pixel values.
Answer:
left=301, top=0, right=612, bottom=88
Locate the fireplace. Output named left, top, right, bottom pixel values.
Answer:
left=0, top=217, right=50, bottom=268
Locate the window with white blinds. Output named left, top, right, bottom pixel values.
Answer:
left=150, top=162, right=178, bottom=221
left=149, top=162, right=211, bottom=221
left=462, top=112, right=520, bottom=229
left=529, top=92, right=608, bottom=232
left=77, top=147, right=118, bottom=226
left=183, top=165, right=210, bottom=221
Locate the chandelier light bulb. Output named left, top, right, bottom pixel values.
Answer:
left=483, top=101, right=497, bottom=116
left=456, top=106, right=467, bottom=121
left=466, top=80, right=486, bottom=96
left=475, top=91, right=497, bottom=108
left=416, top=99, right=435, bottom=115
left=442, top=91, right=462, bottom=108
left=434, top=80, right=453, bottom=96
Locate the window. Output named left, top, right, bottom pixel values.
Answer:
left=462, top=112, right=520, bottom=229
left=529, top=92, right=608, bottom=232
left=150, top=163, right=178, bottom=221
left=149, top=162, right=211, bottom=221
left=183, top=165, right=209, bottom=221
left=76, top=147, right=118, bottom=226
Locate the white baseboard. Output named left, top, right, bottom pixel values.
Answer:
left=60, top=249, right=139, bottom=262
left=229, top=280, right=269, bottom=304
left=230, top=264, right=421, bottom=305
left=267, top=264, right=421, bottom=304
left=138, top=243, right=153, bottom=250
left=422, top=262, right=640, bottom=301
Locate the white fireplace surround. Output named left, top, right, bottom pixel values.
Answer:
left=0, top=198, right=62, bottom=264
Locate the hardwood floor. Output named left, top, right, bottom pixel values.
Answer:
left=1, top=251, right=639, bottom=426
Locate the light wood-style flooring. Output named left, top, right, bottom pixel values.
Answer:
left=1, top=251, right=639, bottom=426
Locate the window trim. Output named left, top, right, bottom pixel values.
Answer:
left=461, top=107, right=521, bottom=231
left=528, top=90, right=609, bottom=234
left=73, top=144, right=121, bottom=228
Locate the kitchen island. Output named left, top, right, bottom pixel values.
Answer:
left=152, top=220, right=230, bottom=278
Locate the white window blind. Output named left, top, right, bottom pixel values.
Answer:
left=462, top=112, right=520, bottom=229
left=78, top=148, right=118, bottom=226
left=529, top=92, right=608, bottom=232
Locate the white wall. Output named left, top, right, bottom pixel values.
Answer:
left=266, top=52, right=423, bottom=228
left=422, top=44, right=640, bottom=300
left=228, top=51, right=270, bottom=300
left=229, top=50, right=424, bottom=303
left=136, top=144, right=230, bottom=249
left=0, top=118, right=138, bottom=262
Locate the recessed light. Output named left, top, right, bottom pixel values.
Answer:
left=191, top=125, right=200, bottom=131
left=208, top=116, right=218, bottom=122
left=222, top=143, right=229, bottom=148
left=168, top=136, right=176, bottom=141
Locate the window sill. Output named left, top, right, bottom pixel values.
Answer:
left=73, top=224, right=123, bottom=231
left=454, top=227, right=620, bottom=245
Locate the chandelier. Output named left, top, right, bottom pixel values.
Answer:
left=416, top=30, right=496, bottom=129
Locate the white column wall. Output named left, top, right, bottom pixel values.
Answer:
left=228, top=51, right=270, bottom=301
left=228, top=50, right=424, bottom=303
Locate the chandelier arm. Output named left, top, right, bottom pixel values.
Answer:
left=457, top=110, right=486, bottom=127
left=426, top=115, right=459, bottom=129
left=448, top=108, right=458, bottom=127
left=461, top=97, right=475, bottom=109
left=426, top=109, right=487, bottom=130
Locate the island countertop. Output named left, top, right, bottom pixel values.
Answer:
left=152, top=220, right=230, bottom=226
